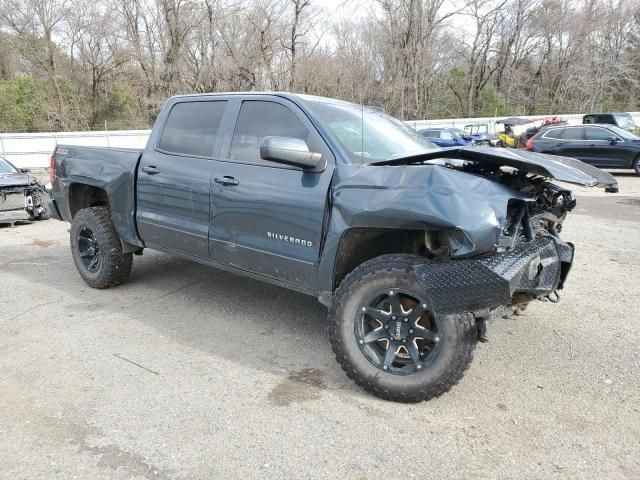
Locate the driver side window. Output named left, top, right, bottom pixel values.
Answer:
left=230, top=101, right=310, bottom=165
left=440, top=130, right=454, bottom=140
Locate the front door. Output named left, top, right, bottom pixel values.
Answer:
left=136, top=99, right=228, bottom=257
left=209, top=98, right=334, bottom=290
left=583, top=126, right=627, bottom=167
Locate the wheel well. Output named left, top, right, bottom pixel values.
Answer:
left=332, top=228, right=426, bottom=290
left=69, top=184, right=109, bottom=218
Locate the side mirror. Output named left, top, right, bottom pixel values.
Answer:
left=607, top=136, right=618, bottom=145
left=20, top=167, right=31, bottom=173
left=260, top=136, right=322, bottom=169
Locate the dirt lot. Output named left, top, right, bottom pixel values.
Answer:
left=1, top=173, right=639, bottom=479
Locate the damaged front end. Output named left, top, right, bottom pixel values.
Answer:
left=0, top=174, right=49, bottom=223
left=414, top=235, right=573, bottom=319
left=330, top=146, right=617, bottom=316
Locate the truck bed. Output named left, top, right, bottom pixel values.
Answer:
left=51, top=145, right=144, bottom=247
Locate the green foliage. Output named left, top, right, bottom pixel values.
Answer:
left=0, top=74, right=45, bottom=132
left=93, top=84, right=148, bottom=130
left=476, top=88, right=506, bottom=117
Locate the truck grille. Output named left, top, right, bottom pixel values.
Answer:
left=0, top=190, right=27, bottom=212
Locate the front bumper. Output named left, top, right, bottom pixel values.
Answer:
left=413, top=235, right=574, bottom=316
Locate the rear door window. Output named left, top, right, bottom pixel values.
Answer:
left=561, top=127, right=584, bottom=140
left=229, top=101, right=310, bottom=164
left=586, top=127, right=613, bottom=141
left=157, top=101, right=227, bottom=157
left=543, top=128, right=565, bottom=139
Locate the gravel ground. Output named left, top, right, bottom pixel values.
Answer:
left=1, top=172, right=639, bottom=479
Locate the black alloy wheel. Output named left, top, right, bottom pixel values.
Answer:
left=70, top=207, right=133, bottom=288
left=328, top=254, right=478, bottom=402
left=355, top=288, right=443, bottom=375
left=77, top=227, right=101, bottom=272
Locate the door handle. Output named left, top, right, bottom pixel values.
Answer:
left=214, top=176, right=239, bottom=186
left=142, top=165, right=160, bottom=175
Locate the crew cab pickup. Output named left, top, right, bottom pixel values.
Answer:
left=49, top=93, right=618, bottom=402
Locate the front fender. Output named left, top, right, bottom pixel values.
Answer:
left=315, top=164, right=530, bottom=295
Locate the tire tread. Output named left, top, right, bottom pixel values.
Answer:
left=328, top=254, right=477, bottom=402
left=71, top=207, right=133, bottom=288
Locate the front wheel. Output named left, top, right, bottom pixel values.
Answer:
left=328, top=254, right=477, bottom=402
left=70, top=207, right=133, bottom=288
left=633, top=157, right=640, bottom=176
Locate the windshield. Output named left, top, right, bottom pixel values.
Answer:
left=303, top=98, right=436, bottom=163
left=465, top=125, right=487, bottom=135
left=0, top=156, right=18, bottom=174
left=608, top=125, right=640, bottom=140
left=614, top=113, right=636, bottom=130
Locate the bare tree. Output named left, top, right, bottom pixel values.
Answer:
left=3, top=0, right=640, bottom=132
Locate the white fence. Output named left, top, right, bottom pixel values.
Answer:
left=405, top=112, right=640, bottom=133
left=0, top=130, right=151, bottom=168
left=3, top=111, right=640, bottom=168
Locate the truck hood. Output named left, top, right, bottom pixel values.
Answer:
left=0, top=173, right=35, bottom=188
left=371, top=146, right=619, bottom=192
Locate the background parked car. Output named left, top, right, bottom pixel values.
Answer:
left=527, top=124, right=640, bottom=175
left=583, top=112, right=638, bottom=132
left=418, top=127, right=473, bottom=147
left=0, top=155, right=50, bottom=222
left=524, top=116, right=567, bottom=141
left=463, top=123, right=498, bottom=146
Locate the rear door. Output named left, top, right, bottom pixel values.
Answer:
left=583, top=126, right=626, bottom=167
left=552, top=127, right=586, bottom=159
left=136, top=98, right=228, bottom=257
left=209, top=96, right=334, bottom=290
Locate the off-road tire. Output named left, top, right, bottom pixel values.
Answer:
left=328, top=254, right=477, bottom=402
left=633, top=157, right=640, bottom=176
left=70, top=207, right=133, bottom=288
left=28, top=189, right=50, bottom=220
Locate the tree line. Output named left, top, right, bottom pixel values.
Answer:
left=1, top=0, right=639, bottom=132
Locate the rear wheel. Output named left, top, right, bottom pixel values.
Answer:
left=633, top=157, right=640, bottom=176
left=70, top=207, right=133, bottom=288
left=328, top=254, right=477, bottom=402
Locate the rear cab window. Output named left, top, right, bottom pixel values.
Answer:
left=157, top=100, right=228, bottom=157
left=596, top=114, right=614, bottom=124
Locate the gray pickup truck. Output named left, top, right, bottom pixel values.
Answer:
left=49, top=93, right=617, bottom=402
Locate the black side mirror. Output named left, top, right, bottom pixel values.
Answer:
left=607, top=136, right=618, bottom=145
left=260, top=136, right=322, bottom=169
left=20, top=167, right=31, bottom=173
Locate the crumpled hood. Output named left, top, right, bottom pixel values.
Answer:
left=331, top=164, right=531, bottom=256
left=372, top=146, right=619, bottom=191
left=0, top=173, right=35, bottom=188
